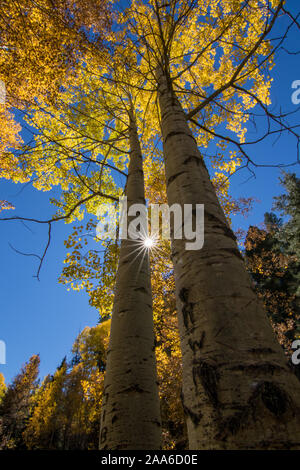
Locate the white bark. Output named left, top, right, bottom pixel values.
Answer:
left=157, top=69, right=300, bottom=450
left=99, top=115, right=162, bottom=450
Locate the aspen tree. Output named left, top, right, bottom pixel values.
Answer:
left=156, top=67, right=300, bottom=450
left=124, top=0, right=300, bottom=449
left=100, top=108, right=162, bottom=450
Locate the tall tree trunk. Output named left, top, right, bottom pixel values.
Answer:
left=156, top=68, right=300, bottom=450
left=99, top=113, right=162, bottom=450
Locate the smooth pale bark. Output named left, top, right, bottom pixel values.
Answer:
left=157, top=69, right=300, bottom=450
left=99, top=115, right=162, bottom=450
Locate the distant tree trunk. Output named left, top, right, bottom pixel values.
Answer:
left=99, top=112, right=162, bottom=450
left=156, top=67, right=300, bottom=450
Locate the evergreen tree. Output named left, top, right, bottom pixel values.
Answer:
left=273, top=172, right=300, bottom=321
left=244, top=172, right=300, bottom=352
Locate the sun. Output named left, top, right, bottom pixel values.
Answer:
left=143, top=237, right=155, bottom=249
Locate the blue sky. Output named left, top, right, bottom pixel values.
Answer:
left=0, top=180, right=100, bottom=383
left=1, top=1, right=300, bottom=385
